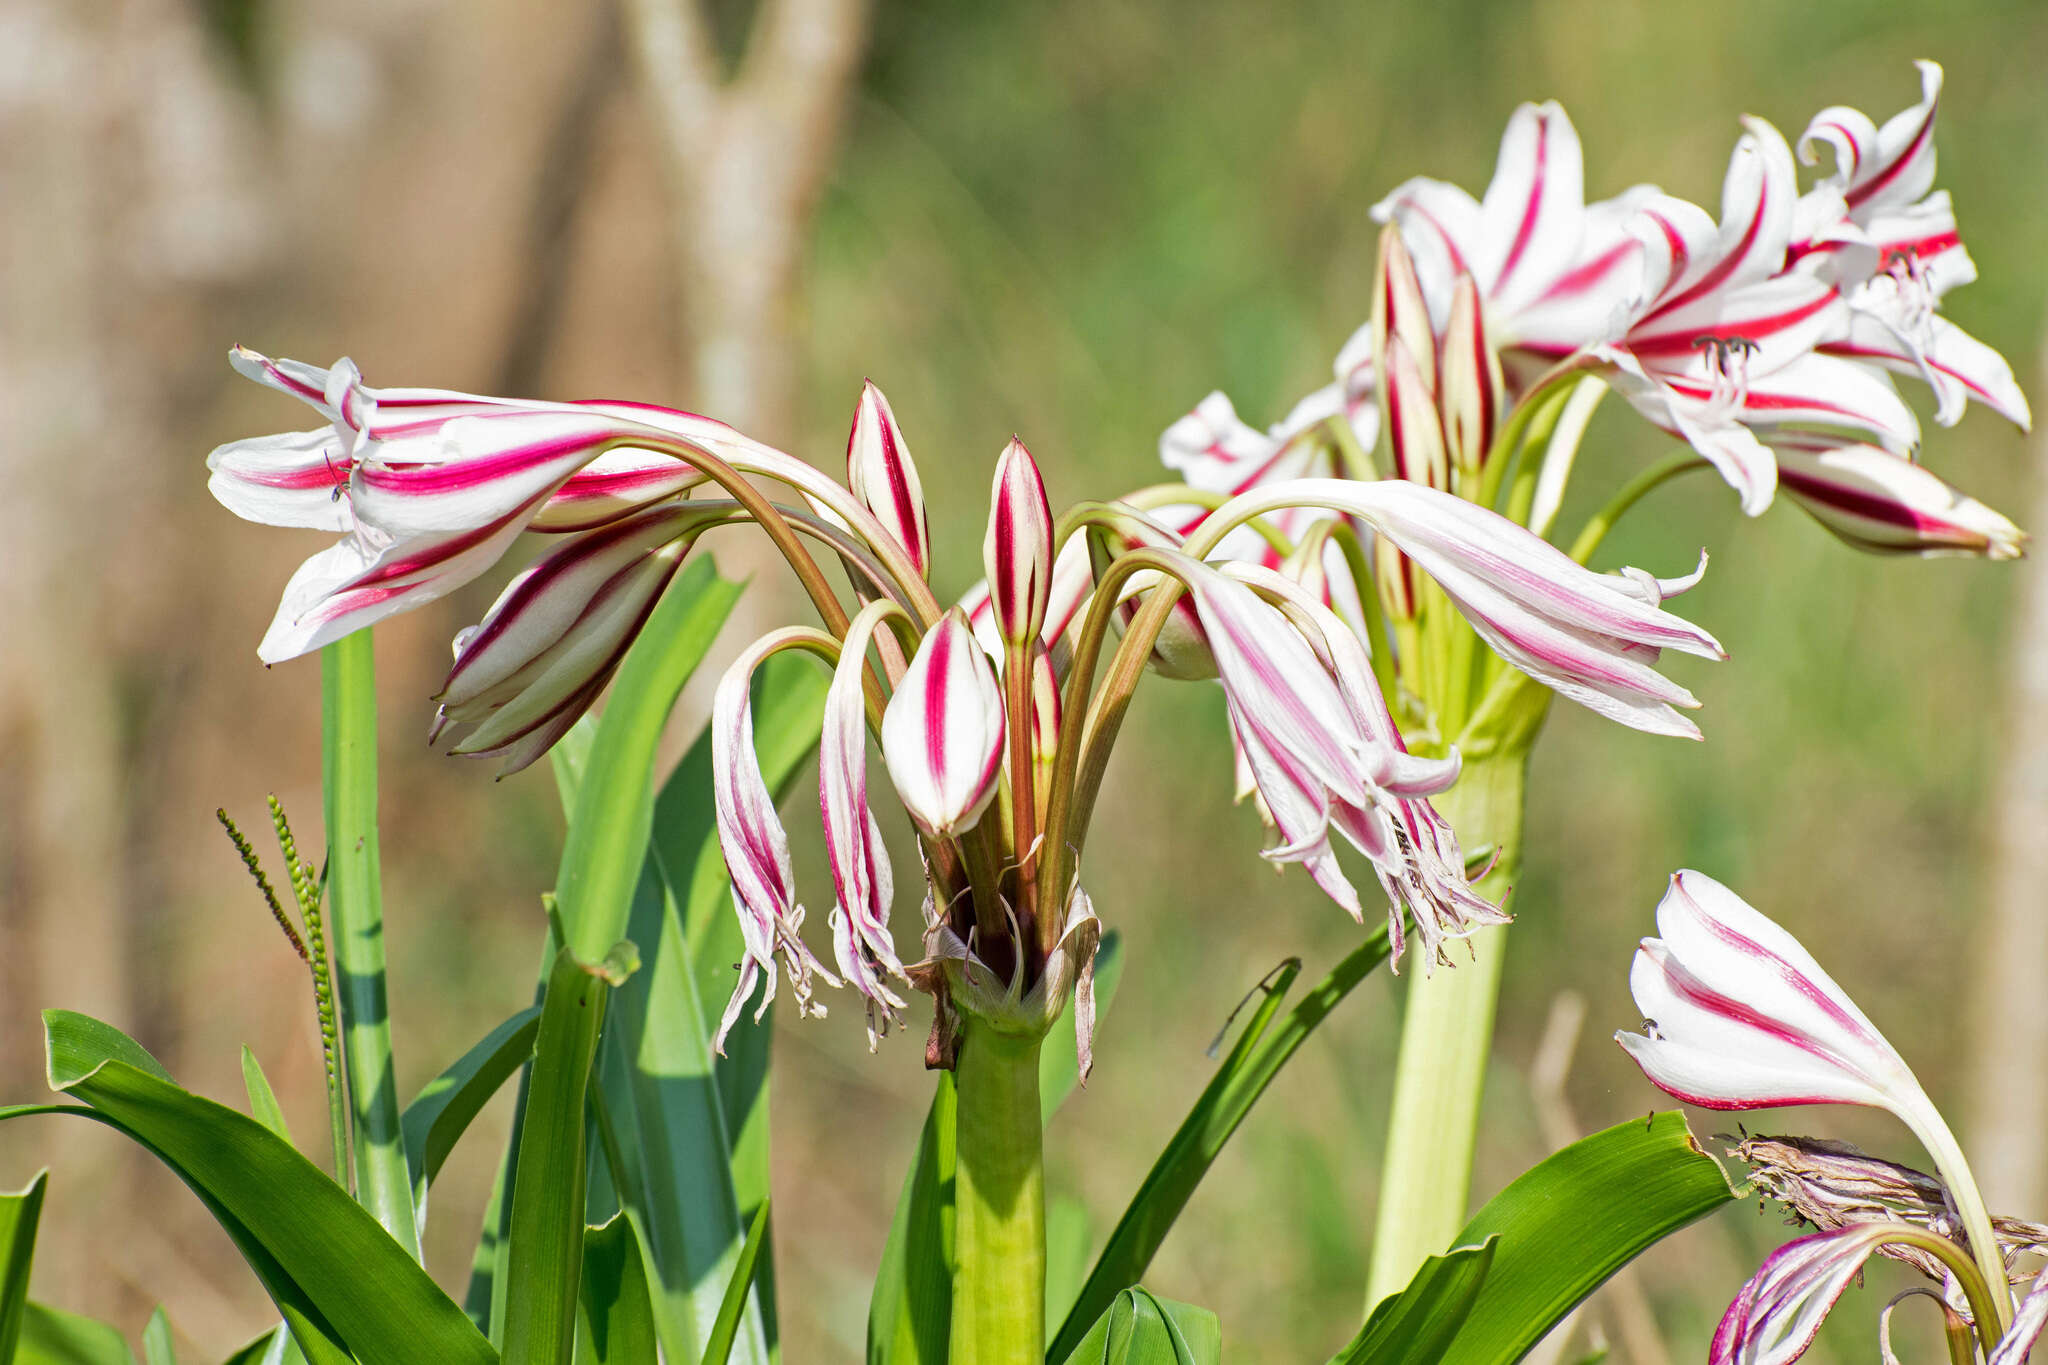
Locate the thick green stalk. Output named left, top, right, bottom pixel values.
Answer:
left=1364, top=750, right=1527, bottom=1306
left=321, top=631, right=422, bottom=1258
left=950, top=1020, right=1045, bottom=1365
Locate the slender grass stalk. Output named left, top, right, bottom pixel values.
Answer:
left=950, top=1020, right=1045, bottom=1365
left=271, top=796, right=350, bottom=1187
left=1364, top=749, right=1527, bottom=1306
left=322, top=631, right=422, bottom=1258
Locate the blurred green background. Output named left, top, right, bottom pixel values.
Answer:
left=2, top=0, right=2043, bottom=1359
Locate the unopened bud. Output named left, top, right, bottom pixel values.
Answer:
left=847, top=381, right=931, bottom=578
left=1440, top=273, right=1504, bottom=481
left=1372, top=223, right=1437, bottom=402
left=1383, top=335, right=1449, bottom=491
left=985, top=438, right=1054, bottom=647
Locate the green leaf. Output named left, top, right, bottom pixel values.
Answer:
left=502, top=945, right=635, bottom=1365
left=1331, top=1239, right=1494, bottom=1364
left=575, top=1214, right=658, bottom=1365
left=1056, top=930, right=1393, bottom=1360
left=1039, top=931, right=1125, bottom=1125
left=1056, top=1288, right=1220, bottom=1365
left=699, top=1200, right=771, bottom=1365
left=241, top=1049, right=291, bottom=1146
left=217, top=1327, right=288, bottom=1365
left=141, top=1308, right=175, bottom=1365
left=556, top=556, right=736, bottom=964
left=550, top=715, right=601, bottom=814
left=1044, top=1195, right=1092, bottom=1345
left=403, top=1006, right=541, bottom=1216
left=1434, top=1112, right=1739, bottom=1365
left=0, top=1170, right=49, bottom=1359
left=24, top=1010, right=495, bottom=1365
left=603, top=649, right=825, bottom=1361
left=866, top=1072, right=955, bottom=1365
left=16, top=1302, right=136, bottom=1365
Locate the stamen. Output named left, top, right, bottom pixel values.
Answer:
left=1692, top=335, right=1759, bottom=424
left=1881, top=247, right=1936, bottom=344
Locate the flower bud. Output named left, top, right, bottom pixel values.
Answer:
left=1776, top=440, right=2026, bottom=560
left=881, top=609, right=1006, bottom=836
left=984, top=438, right=1055, bottom=647
left=1383, top=335, right=1449, bottom=491
left=1440, top=273, right=1504, bottom=480
left=1372, top=223, right=1437, bottom=401
left=846, top=381, right=931, bottom=578
left=1027, top=644, right=1061, bottom=819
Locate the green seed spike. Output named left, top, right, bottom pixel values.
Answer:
left=216, top=807, right=310, bottom=962
left=269, top=794, right=352, bottom=1187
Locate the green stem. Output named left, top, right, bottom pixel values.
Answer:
left=950, top=1019, right=1045, bottom=1365
left=1364, top=749, right=1527, bottom=1306
left=1908, top=1114, right=2013, bottom=1336
left=321, top=631, right=422, bottom=1259
left=1566, top=453, right=1708, bottom=565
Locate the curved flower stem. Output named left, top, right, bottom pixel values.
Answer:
left=1364, top=748, right=1527, bottom=1307
left=321, top=631, right=423, bottom=1260
left=950, top=1017, right=1046, bottom=1365
left=1878, top=1225, right=2008, bottom=1350
left=1059, top=491, right=1297, bottom=561
left=1907, top=1113, right=2014, bottom=1335
left=1566, top=452, right=1709, bottom=565
left=1033, top=550, right=1188, bottom=938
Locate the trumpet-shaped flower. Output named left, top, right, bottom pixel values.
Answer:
left=881, top=609, right=1007, bottom=837
left=1617, top=870, right=1930, bottom=1117
left=433, top=503, right=714, bottom=772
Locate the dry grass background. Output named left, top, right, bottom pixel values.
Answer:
left=1, top=0, right=2045, bottom=1359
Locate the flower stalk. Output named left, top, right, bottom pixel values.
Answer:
left=1364, top=747, right=1527, bottom=1304
left=321, top=630, right=422, bottom=1258
left=950, top=1018, right=1046, bottom=1365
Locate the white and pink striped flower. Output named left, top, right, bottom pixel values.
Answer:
left=1774, top=439, right=2024, bottom=560
left=1791, top=61, right=2031, bottom=431
left=846, top=380, right=931, bottom=579
left=820, top=602, right=912, bottom=1049
left=985, top=438, right=1055, bottom=648
left=880, top=609, right=1007, bottom=838
left=1199, top=561, right=1503, bottom=967
left=1370, top=101, right=1657, bottom=390
left=433, top=502, right=717, bottom=774
left=712, top=632, right=841, bottom=1053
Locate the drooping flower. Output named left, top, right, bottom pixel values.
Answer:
left=1709, top=1224, right=1921, bottom=1365
left=433, top=502, right=717, bottom=773
left=712, top=632, right=840, bottom=1052
left=820, top=601, right=912, bottom=1048
left=1202, top=561, right=1503, bottom=967
left=1212, top=477, right=1724, bottom=736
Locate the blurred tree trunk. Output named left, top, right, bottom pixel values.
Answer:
left=1968, top=338, right=2048, bottom=1214
left=623, top=0, right=872, bottom=446
left=0, top=0, right=274, bottom=1336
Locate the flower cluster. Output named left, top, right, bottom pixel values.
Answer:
left=1617, top=871, right=2041, bottom=1363
left=1169, top=62, right=2026, bottom=569
left=210, top=332, right=1722, bottom=1052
